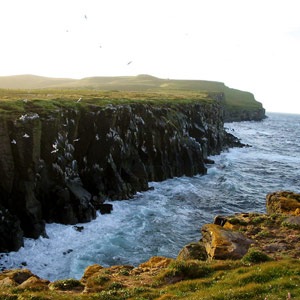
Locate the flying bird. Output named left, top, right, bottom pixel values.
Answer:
left=77, top=98, right=82, bottom=102
left=51, top=149, right=59, bottom=154
left=23, top=99, right=28, bottom=103
left=11, top=139, right=16, bottom=144
left=19, top=114, right=27, bottom=121
left=127, top=61, right=133, bottom=65
left=84, top=15, right=87, bottom=20
left=23, top=133, right=30, bottom=138
left=73, top=138, right=80, bottom=142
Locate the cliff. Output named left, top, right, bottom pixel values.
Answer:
left=0, top=90, right=242, bottom=252
left=224, top=107, right=266, bottom=122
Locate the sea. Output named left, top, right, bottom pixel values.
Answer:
left=1, top=112, right=300, bottom=281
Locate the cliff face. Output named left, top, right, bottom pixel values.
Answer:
left=224, top=108, right=266, bottom=122
left=0, top=96, right=241, bottom=252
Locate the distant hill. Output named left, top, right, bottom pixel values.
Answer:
left=0, top=74, right=263, bottom=111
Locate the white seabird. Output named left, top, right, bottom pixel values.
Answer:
left=23, top=133, right=30, bottom=138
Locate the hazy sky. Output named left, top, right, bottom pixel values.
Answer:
left=1, top=0, right=300, bottom=113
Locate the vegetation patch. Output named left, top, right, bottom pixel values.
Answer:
left=50, top=279, right=83, bottom=291
left=242, top=250, right=272, bottom=263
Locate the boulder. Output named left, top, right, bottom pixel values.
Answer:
left=18, top=276, right=50, bottom=290
left=81, top=264, right=103, bottom=283
left=99, top=204, right=113, bottom=214
left=266, top=191, right=300, bottom=215
left=284, top=216, right=300, bottom=226
left=0, top=277, right=17, bottom=288
left=201, top=224, right=253, bottom=260
left=139, top=256, right=174, bottom=269
left=0, top=269, right=36, bottom=285
left=177, top=242, right=207, bottom=261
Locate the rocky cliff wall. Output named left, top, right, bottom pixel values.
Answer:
left=224, top=108, right=266, bottom=122
left=0, top=96, right=241, bottom=252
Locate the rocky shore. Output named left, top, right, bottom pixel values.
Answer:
left=1, top=190, right=299, bottom=299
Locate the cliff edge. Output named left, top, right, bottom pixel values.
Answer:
left=0, top=90, right=242, bottom=252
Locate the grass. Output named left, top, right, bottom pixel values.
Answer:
left=0, top=74, right=263, bottom=114
left=50, top=279, right=83, bottom=291
left=242, top=250, right=272, bottom=263
left=1, top=259, right=300, bottom=299
left=0, top=88, right=213, bottom=116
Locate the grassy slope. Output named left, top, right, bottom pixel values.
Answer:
left=0, top=74, right=263, bottom=112
left=0, top=259, right=299, bottom=299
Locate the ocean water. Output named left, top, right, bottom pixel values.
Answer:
left=1, top=112, right=300, bottom=281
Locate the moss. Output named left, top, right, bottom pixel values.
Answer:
left=0, top=295, right=18, bottom=300
left=228, top=218, right=248, bottom=226
left=106, top=282, right=124, bottom=290
left=50, top=278, right=83, bottom=291
left=157, top=260, right=212, bottom=282
left=256, top=229, right=271, bottom=238
left=281, top=221, right=300, bottom=230
left=251, top=216, right=266, bottom=225
left=91, top=275, right=110, bottom=286
left=118, top=269, right=130, bottom=276
left=242, top=251, right=272, bottom=263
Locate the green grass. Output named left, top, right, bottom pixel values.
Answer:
left=50, top=279, right=83, bottom=291
left=159, top=259, right=300, bottom=300
left=242, top=250, right=272, bottom=263
left=1, top=259, right=300, bottom=299
left=0, top=88, right=214, bottom=116
left=0, top=74, right=263, bottom=114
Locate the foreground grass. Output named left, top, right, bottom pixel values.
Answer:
left=1, top=259, right=300, bottom=299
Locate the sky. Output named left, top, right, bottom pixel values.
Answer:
left=0, top=0, right=300, bottom=114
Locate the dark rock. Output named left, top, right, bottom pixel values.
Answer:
left=99, top=204, right=113, bottom=214
left=224, top=108, right=266, bottom=122
left=63, top=249, right=73, bottom=255
left=0, top=205, right=24, bottom=252
left=204, top=158, right=215, bottom=164
left=213, top=215, right=227, bottom=226
left=73, top=225, right=84, bottom=232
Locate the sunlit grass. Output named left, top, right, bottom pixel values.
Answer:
left=0, top=88, right=213, bottom=116
left=1, top=259, right=299, bottom=299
